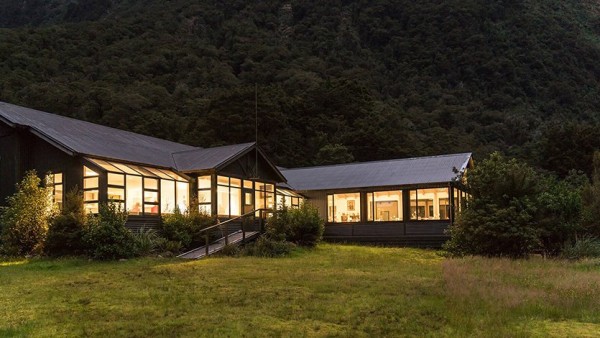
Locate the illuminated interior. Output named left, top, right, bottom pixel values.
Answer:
left=47, top=173, right=63, bottom=209
left=83, top=166, right=99, bottom=214
left=410, top=188, right=450, bottom=220
left=327, top=193, right=361, bottom=223
left=367, top=190, right=402, bottom=221
left=85, top=158, right=189, bottom=215
left=276, top=188, right=302, bottom=209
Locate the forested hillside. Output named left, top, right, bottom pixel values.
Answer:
left=1, top=0, right=599, bottom=174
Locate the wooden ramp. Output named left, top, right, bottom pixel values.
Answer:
left=177, top=230, right=260, bottom=259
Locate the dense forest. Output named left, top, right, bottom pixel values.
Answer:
left=1, top=0, right=600, bottom=174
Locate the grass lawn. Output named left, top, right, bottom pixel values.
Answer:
left=1, top=244, right=600, bottom=337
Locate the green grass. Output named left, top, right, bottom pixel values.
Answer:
left=1, top=244, right=599, bottom=337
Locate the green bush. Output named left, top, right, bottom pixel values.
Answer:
left=242, top=235, right=294, bottom=257
left=132, top=227, right=166, bottom=256
left=159, top=208, right=215, bottom=251
left=45, top=188, right=87, bottom=257
left=83, top=203, right=137, bottom=260
left=0, top=171, right=54, bottom=256
left=287, top=203, right=324, bottom=247
left=444, top=153, right=542, bottom=258
left=561, top=237, right=600, bottom=260
left=267, top=203, right=324, bottom=247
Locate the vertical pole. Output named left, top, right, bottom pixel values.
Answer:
left=225, top=221, right=229, bottom=245
left=205, top=233, right=209, bottom=257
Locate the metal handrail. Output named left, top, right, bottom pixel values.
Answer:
left=189, top=208, right=273, bottom=258
left=200, top=208, right=271, bottom=234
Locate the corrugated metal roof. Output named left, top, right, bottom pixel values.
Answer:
left=0, top=101, right=196, bottom=168
left=281, top=153, right=472, bottom=191
left=172, top=142, right=255, bottom=172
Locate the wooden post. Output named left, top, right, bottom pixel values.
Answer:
left=224, top=221, right=229, bottom=246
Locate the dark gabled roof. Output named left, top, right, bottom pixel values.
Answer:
left=172, top=142, right=255, bottom=172
left=0, top=102, right=286, bottom=179
left=281, top=153, right=472, bottom=191
left=0, top=101, right=196, bottom=168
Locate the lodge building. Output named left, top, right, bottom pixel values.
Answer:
left=0, top=102, right=471, bottom=244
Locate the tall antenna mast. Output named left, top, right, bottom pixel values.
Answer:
left=254, top=83, right=258, bottom=178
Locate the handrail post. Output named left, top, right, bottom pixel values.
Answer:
left=205, top=233, right=209, bottom=257
left=242, top=215, right=246, bottom=241
left=224, top=221, right=229, bottom=246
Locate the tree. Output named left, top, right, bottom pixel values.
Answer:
left=581, top=152, right=600, bottom=237
left=445, top=153, right=542, bottom=258
left=0, top=170, right=54, bottom=256
left=45, top=188, right=87, bottom=257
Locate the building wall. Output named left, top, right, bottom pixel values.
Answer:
left=299, top=186, right=458, bottom=247
left=0, top=122, right=24, bottom=205
left=0, top=122, right=82, bottom=206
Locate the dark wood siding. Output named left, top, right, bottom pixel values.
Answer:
left=0, top=122, right=83, bottom=206
left=0, top=122, right=24, bottom=205
left=219, top=148, right=282, bottom=183
left=301, top=190, right=327, bottom=220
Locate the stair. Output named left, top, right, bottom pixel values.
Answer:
left=177, top=230, right=260, bottom=259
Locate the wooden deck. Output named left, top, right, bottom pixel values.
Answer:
left=178, top=230, right=260, bottom=259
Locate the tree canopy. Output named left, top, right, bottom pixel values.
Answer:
left=1, top=0, right=599, bottom=171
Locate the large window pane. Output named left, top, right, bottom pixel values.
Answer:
left=198, top=190, right=211, bottom=204
left=410, top=188, right=450, bottom=220
left=160, top=180, right=176, bottom=213
left=218, top=185, right=229, bottom=216
left=144, top=177, right=159, bottom=190
left=84, top=190, right=99, bottom=201
left=108, top=187, right=125, bottom=200
left=370, top=191, right=402, bottom=221
left=230, top=187, right=241, bottom=216
left=328, top=193, right=361, bottom=223
left=84, top=177, right=98, bottom=189
left=126, top=175, right=143, bottom=215
left=108, top=173, right=125, bottom=186
left=198, top=175, right=211, bottom=189
left=230, top=178, right=241, bottom=187
left=176, top=181, right=189, bottom=212
left=144, top=191, right=159, bottom=203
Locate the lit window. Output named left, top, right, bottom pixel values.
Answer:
left=327, top=193, right=361, bottom=223
left=83, top=166, right=99, bottom=214
left=176, top=181, right=189, bottom=212
left=367, top=190, right=402, bottom=221
left=47, top=173, right=64, bottom=209
left=410, top=188, right=450, bottom=220
left=160, top=180, right=175, bottom=213
left=197, top=175, right=212, bottom=215
left=127, top=175, right=143, bottom=215
left=216, top=176, right=242, bottom=217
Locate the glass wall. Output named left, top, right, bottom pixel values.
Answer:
left=327, top=193, right=361, bottom=223
left=276, top=188, right=302, bottom=209
left=47, top=173, right=64, bottom=209
left=217, top=176, right=242, bottom=217
left=83, top=166, right=99, bottom=214
left=255, top=182, right=275, bottom=212
left=410, top=188, right=450, bottom=220
left=197, top=175, right=212, bottom=215
left=85, top=159, right=189, bottom=215
left=367, top=190, right=402, bottom=221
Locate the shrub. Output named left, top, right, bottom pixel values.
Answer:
left=132, top=227, right=166, bottom=256
left=561, top=237, right=600, bottom=260
left=83, top=203, right=137, bottom=260
left=267, top=203, right=324, bottom=247
left=45, top=188, right=87, bottom=257
left=159, top=208, right=215, bottom=250
left=0, top=171, right=54, bottom=256
left=444, top=153, right=542, bottom=258
left=287, top=203, right=324, bottom=247
left=242, top=235, right=294, bottom=257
